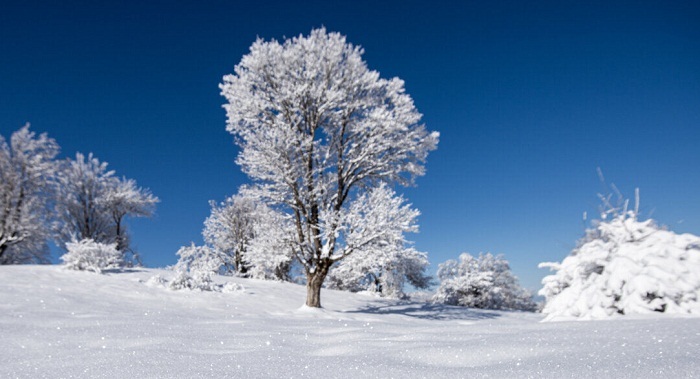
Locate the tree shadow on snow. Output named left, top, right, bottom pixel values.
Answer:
left=343, top=302, right=501, bottom=321
left=101, top=268, right=147, bottom=274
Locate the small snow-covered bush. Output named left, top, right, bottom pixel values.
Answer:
left=168, top=270, right=218, bottom=291
left=61, top=239, right=122, bottom=274
left=539, top=213, right=700, bottom=320
left=174, top=243, right=227, bottom=274
left=168, top=270, right=193, bottom=290
left=145, top=275, right=167, bottom=288
left=169, top=244, right=229, bottom=291
left=222, top=282, right=245, bottom=293
left=433, top=252, right=537, bottom=311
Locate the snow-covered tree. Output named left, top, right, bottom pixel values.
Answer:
left=539, top=211, right=700, bottom=320
left=221, top=28, right=439, bottom=307
left=245, top=207, right=296, bottom=281
left=56, top=153, right=157, bottom=264
left=204, top=190, right=296, bottom=280
left=0, top=125, right=59, bottom=264
left=61, top=238, right=122, bottom=273
left=328, top=185, right=431, bottom=298
left=102, top=177, right=158, bottom=262
left=56, top=152, right=116, bottom=246
left=433, top=252, right=537, bottom=311
left=203, top=193, right=259, bottom=275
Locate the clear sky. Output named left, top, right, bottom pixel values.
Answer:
left=2, top=1, right=699, bottom=291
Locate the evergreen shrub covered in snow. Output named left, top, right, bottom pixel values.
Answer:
left=433, top=252, right=537, bottom=311
left=61, top=239, right=122, bottom=274
left=539, top=212, right=700, bottom=320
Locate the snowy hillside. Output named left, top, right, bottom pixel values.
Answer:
left=1, top=266, right=699, bottom=378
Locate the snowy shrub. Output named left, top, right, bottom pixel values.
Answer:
left=433, top=253, right=537, bottom=311
left=61, top=239, right=122, bottom=274
left=169, top=244, right=231, bottom=291
left=145, top=275, right=167, bottom=288
left=191, top=271, right=218, bottom=291
left=168, top=270, right=194, bottom=290
left=167, top=270, right=246, bottom=293
left=222, top=282, right=245, bottom=293
left=168, top=270, right=219, bottom=291
left=173, top=243, right=230, bottom=275
left=539, top=212, right=700, bottom=320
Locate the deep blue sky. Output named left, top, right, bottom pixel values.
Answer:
left=2, top=1, right=699, bottom=291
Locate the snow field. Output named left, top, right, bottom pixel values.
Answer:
left=1, top=266, right=699, bottom=378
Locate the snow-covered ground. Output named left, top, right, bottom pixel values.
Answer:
left=1, top=266, right=699, bottom=378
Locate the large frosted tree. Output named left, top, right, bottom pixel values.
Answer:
left=220, top=28, right=439, bottom=307
left=0, top=125, right=59, bottom=264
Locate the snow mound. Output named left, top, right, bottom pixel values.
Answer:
left=540, top=214, right=700, bottom=321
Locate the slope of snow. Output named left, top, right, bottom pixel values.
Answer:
left=1, top=266, right=699, bottom=378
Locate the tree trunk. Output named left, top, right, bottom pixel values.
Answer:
left=235, top=250, right=248, bottom=275
left=114, top=218, right=124, bottom=252
left=305, top=262, right=330, bottom=308
left=0, top=244, right=7, bottom=264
